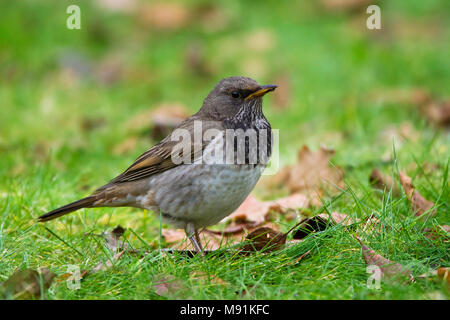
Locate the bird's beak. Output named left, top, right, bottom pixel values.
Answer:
left=245, top=84, right=278, bottom=100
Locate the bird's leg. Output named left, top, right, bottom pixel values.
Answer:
left=185, top=222, right=204, bottom=255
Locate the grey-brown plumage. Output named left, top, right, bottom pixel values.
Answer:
left=38, top=76, right=277, bottom=253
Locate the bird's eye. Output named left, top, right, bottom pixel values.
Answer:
left=231, top=91, right=240, bottom=98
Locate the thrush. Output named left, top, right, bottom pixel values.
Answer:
left=38, top=76, right=277, bottom=253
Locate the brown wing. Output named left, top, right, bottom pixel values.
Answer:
left=101, top=117, right=221, bottom=186
left=108, top=138, right=203, bottom=184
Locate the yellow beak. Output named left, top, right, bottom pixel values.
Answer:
left=245, top=84, right=278, bottom=100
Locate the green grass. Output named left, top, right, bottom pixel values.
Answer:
left=0, top=0, right=449, bottom=299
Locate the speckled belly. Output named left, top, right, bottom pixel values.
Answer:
left=142, top=163, right=264, bottom=228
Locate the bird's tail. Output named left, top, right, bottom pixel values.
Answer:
left=37, top=196, right=96, bottom=222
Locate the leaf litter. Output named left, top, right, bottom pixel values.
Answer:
left=0, top=267, right=56, bottom=299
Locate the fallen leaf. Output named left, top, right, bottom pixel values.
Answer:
left=422, top=225, right=450, bottom=241
left=356, top=237, right=413, bottom=281
left=294, top=250, right=311, bottom=263
left=194, top=3, right=230, bottom=33
left=244, top=29, right=276, bottom=52
left=150, top=103, right=189, bottom=140
left=293, top=212, right=357, bottom=239
left=226, top=193, right=309, bottom=228
left=80, top=117, right=106, bottom=132
left=184, top=41, right=213, bottom=77
left=139, top=3, right=190, bottom=31
left=240, top=227, right=286, bottom=254
left=268, top=193, right=309, bottom=216
left=368, top=87, right=431, bottom=106
left=379, top=122, right=419, bottom=145
left=399, top=171, right=436, bottom=218
left=268, top=145, right=344, bottom=198
left=271, top=74, right=291, bottom=110
left=319, top=212, right=357, bottom=226
left=227, top=195, right=271, bottom=225
left=241, top=57, right=267, bottom=79
left=421, top=99, right=450, bottom=127
left=418, top=267, right=450, bottom=285
left=96, top=0, right=137, bottom=13
left=161, top=228, right=227, bottom=251
left=437, top=268, right=450, bottom=284
left=56, top=270, right=89, bottom=283
left=190, top=271, right=227, bottom=286
left=0, top=268, right=56, bottom=299
left=152, top=274, right=187, bottom=297
left=91, top=250, right=126, bottom=273
left=292, top=215, right=328, bottom=240
left=113, top=136, right=138, bottom=155
left=360, top=213, right=381, bottom=234
left=161, top=228, right=185, bottom=243
left=369, top=168, right=400, bottom=196
left=100, top=225, right=129, bottom=252
left=95, top=54, right=124, bottom=85
left=81, top=225, right=143, bottom=274
left=85, top=225, right=136, bottom=273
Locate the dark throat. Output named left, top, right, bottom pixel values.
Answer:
left=222, top=99, right=272, bottom=164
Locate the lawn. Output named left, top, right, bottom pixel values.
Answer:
left=0, top=0, right=449, bottom=300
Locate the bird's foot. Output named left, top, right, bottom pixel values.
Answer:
left=185, top=222, right=205, bottom=256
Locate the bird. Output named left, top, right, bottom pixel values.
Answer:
left=38, top=76, right=277, bottom=254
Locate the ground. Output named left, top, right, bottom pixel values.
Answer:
left=0, top=0, right=449, bottom=299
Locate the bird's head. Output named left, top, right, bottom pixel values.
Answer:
left=199, top=76, right=277, bottom=122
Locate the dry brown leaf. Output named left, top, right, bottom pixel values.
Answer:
left=240, top=227, right=286, bottom=254
left=241, top=57, right=267, bottom=79
left=80, top=117, right=106, bottom=132
left=206, top=222, right=261, bottom=236
left=91, top=250, right=126, bottom=273
left=368, top=87, right=431, bottom=106
left=422, top=225, right=450, bottom=241
left=113, top=136, right=138, bottom=155
left=239, top=218, right=314, bottom=253
left=150, top=103, right=189, bottom=140
left=379, top=123, right=420, bottom=146
left=369, top=169, right=401, bottom=196
left=436, top=267, right=450, bottom=284
left=356, top=237, right=413, bottom=281
left=194, top=3, right=230, bottom=33
left=1, top=268, right=56, bottom=299
left=268, top=193, right=309, bottom=215
left=162, top=228, right=229, bottom=251
left=152, top=274, right=187, bottom=297
left=93, top=225, right=129, bottom=252
left=161, top=228, right=185, bottom=243
left=125, top=104, right=189, bottom=139
left=226, top=195, right=271, bottom=225
left=399, top=171, right=436, bottom=218
left=268, top=145, right=344, bottom=198
left=421, top=100, right=450, bottom=127
left=320, top=212, right=357, bottom=225
left=96, top=0, right=137, bottom=13
left=226, top=193, right=309, bottom=226
left=294, top=250, right=312, bottom=264
left=272, top=74, right=291, bottom=110
left=139, top=3, right=190, bottom=31
left=56, top=270, right=89, bottom=283
left=190, top=271, right=227, bottom=286
left=85, top=225, right=136, bottom=272
left=244, top=29, right=276, bottom=52
left=360, top=213, right=381, bottom=234
left=292, top=212, right=356, bottom=239
left=184, top=42, right=213, bottom=77
left=95, top=54, right=124, bottom=85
